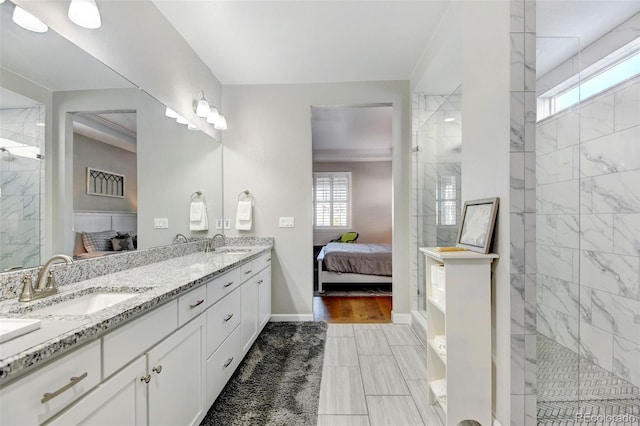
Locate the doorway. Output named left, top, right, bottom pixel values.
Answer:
left=310, top=104, right=393, bottom=323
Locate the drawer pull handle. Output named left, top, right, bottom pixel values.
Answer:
left=223, top=357, right=234, bottom=368
left=190, top=299, right=204, bottom=309
left=224, top=281, right=234, bottom=288
left=152, top=365, right=163, bottom=374
left=257, top=279, right=264, bottom=285
left=42, top=372, right=88, bottom=403
left=244, top=270, right=252, bottom=275
left=224, top=313, right=234, bottom=322
left=140, top=374, right=151, bottom=383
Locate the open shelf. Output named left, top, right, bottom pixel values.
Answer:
left=427, top=337, right=447, bottom=365
left=427, top=296, right=445, bottom=314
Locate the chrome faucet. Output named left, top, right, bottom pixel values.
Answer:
left=205, top=234, right=225, bottom=252
left=19, top=254, right=73, bottom=302
left=174, top=233, right=189, bottom=243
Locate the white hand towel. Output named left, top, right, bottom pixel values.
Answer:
left=190, top=202, right=209, bottom=231
left=190, top=201, right=204, bottom=221
left=236, top=200, right=252, bottom=231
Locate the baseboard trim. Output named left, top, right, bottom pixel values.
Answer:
left=391, top=311, right=412, bottom=324
left=269, top=314, right=314, bottom=322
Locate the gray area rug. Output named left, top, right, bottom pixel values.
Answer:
left=200, top=322, right=327, bottom=426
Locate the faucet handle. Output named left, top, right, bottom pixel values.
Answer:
left=44, top=271, right=57, bottom=290
left=19, top=275, right=35, bottom=302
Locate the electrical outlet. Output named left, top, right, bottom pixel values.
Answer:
left=279, top=217, right=294, bottom=228
left=224, top=217, right=231, bottom=229
left=153, top=218, right=169, bottom=229
left=215, top=219, right=223, bottom=230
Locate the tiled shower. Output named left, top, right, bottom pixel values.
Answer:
left=535, top=38, right=640, bottom=419
left=0, top=105, right=44, bottom=271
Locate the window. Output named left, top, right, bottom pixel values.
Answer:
left=313, top=172, right=351, bottom=229
left=436, top=175, right=457, bottom=226
left=538, top=39, right=640, bottom=120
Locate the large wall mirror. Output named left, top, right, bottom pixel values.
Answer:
left=0, top=1, right=223, bottom=271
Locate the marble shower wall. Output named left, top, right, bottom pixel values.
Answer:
left=0, top=106, right=44, bottom=271
left=410, top=93, right=462, bottom=313
left=536, top=75, right=640, bottom=389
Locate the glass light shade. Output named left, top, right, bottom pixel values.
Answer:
left=165, top=107, right=178, bottom=118
left=187, top=123, right=199, bottom=131
left=214, top=114, right=227, bottom=130
left=176, top=115, right=188, bottom=125
left=206, top=107, right=220, bottom=124
left=13, top=6, right=48, bottom=33
left=195, top=99, right=211, bottom=118
left=68, top=0, right=101, bottom=29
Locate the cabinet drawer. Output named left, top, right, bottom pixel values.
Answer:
left=240, top=260, right=255, bottom=281
left=0, top=340, right=101, bottom=426
left=206, top=326, right=241, bottom=406
left=255, top=251, right=272, bottom=271
left=206, top=287, right=241, bottom=356
left=103, top=300, right=177, bottom=378
left=178, top=285, right=207, bottom=327
left=207, top=268, right=241, bottom=307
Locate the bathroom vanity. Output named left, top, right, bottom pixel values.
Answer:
left=0, top=245, right=272, bottom=425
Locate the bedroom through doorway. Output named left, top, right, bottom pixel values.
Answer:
left=310, top=104, right=393, bottom=323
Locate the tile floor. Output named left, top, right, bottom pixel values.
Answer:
left=317, top=323, right=442, bottom=426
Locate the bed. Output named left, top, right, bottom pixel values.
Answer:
left=73, top=211, right=137, bottom=259
left=316, top=242, right=392, bottom=293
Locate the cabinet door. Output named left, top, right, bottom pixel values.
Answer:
left=240, top=277, right=258, bottom=354
left=48, top=357, right=147, bottom=426
left=147, top=315, right=206, bottom=426
left=258, top=266, right=271, bottom=329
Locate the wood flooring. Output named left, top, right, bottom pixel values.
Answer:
left=313, top=296, right=392, bottom=323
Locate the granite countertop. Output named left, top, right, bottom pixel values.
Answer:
left=0, top=246, right=271, bottom=383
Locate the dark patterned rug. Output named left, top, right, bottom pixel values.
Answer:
left=200, top=322, right=327, bottom=426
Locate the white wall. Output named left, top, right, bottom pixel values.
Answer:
left=460, top=2, right=512, bottom=423
left=312, top=161, right=392, bottom=245
left=222, top=81, right=411, bottom=320
left=73, top=133, right=137, bottom=213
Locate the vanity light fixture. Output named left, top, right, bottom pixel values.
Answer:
left=165, top=107, right=178, bottom=118
left=206, top=106, right=220, bottom=125
left=214, top=114, right=227, bottom=130
left=176, top=115, right=188, bottom=125
left=68, top=0, right=101, bottom=29
left=187, top=123, right=199, bottom=131
left=195, top=92, right=211, bottom=118
left=12, top=6, right=48, bottom=33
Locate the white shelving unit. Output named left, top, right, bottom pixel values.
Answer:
left=420, top=247, right=498, bottom=426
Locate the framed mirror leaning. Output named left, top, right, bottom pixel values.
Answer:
left=0, top=1, right=223, bottom=271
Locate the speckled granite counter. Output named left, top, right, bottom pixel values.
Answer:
left=0, top=245, right=272, bottom=383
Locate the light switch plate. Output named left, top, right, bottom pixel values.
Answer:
left=224, top=217, right=231, bottom=229
left=154, top=218, right=169, bottom=229
left=279, top=217, right=295, bottom=228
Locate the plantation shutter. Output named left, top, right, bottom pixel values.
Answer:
left=313, top=172, right=351, bottom=228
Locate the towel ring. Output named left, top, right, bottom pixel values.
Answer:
left=237, top=190, right=254, bottom=204
left=191, top=191, right=206, bottom=203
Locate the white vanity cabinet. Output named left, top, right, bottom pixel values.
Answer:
left=420, top=247, right=497, bottom=426
left=0, top=248, right=272, bottom=426
left=48, top=357, right=147, bottom=426
left=240, top=253, right=272, bottom=354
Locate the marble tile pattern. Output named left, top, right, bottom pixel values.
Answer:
left=536, top=75, right=640, bottom=389
left=0, top=239, right=273, bottom=381
left=510, top=1, right=536, bottom=423
left=0, top=106, right=45, bottom=271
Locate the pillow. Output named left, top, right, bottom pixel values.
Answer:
left=340, top=232, right=359, bottom=243
left=82, top=230, right=118, bottom=252
left=111, top=235, right=134, bottom=251
left=118, top=231, right=138, bottom=249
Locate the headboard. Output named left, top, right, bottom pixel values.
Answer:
left=73, top=211, right=137, bottom=256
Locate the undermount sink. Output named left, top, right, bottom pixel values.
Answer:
left=31, top=292, right=137, bottom=316
left=0, top=318, right=42, bottom=343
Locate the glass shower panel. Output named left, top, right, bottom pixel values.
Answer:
left=0, top=92, right=44, bottom=271
left=412, top=86, right=462, bottom=319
